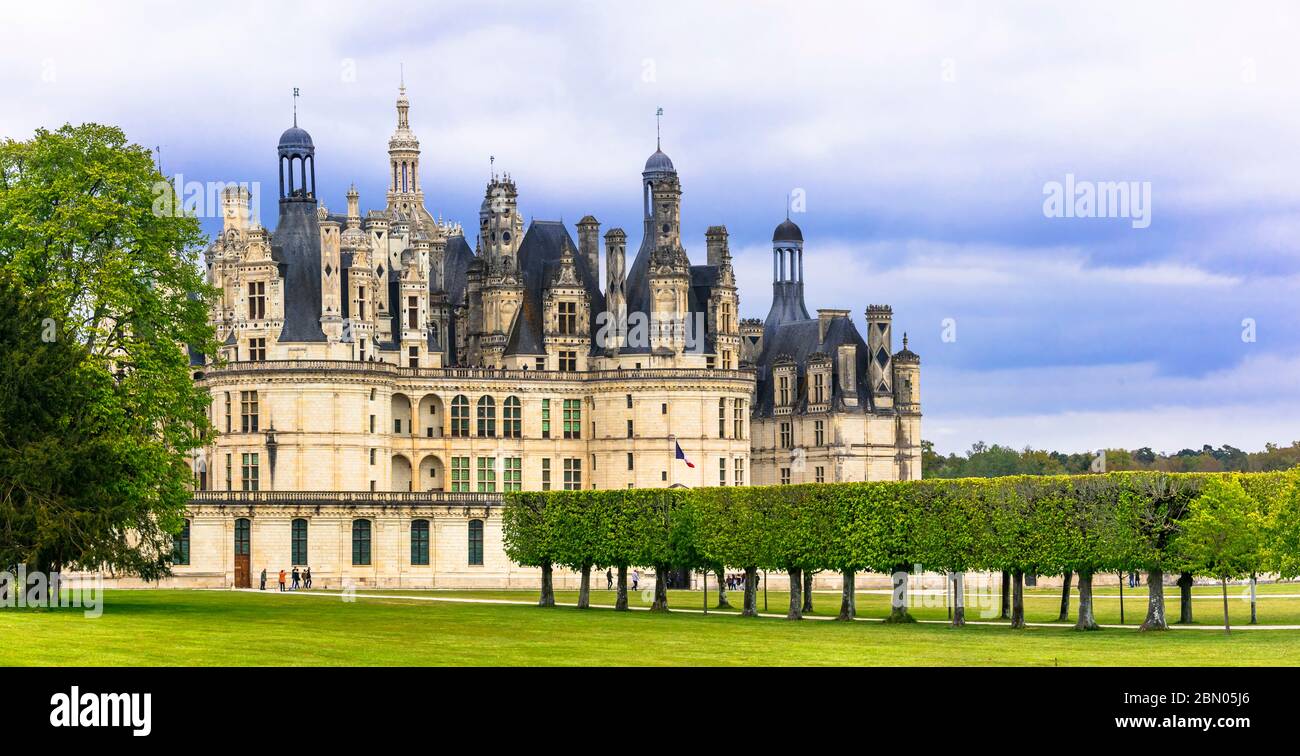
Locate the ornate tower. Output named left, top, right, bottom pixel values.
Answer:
left=603, top=227, right=627, bottom=353
left=475, top=175, right=524, bottom=368
left=763, top=217, right=810, bottom=337
left=273, top=117, right=326, bottom=345
left=386, top=83, right=424, bottom=215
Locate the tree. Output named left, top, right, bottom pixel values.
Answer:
left=1175, top=478, right=1264, bottom=634
left=501, top=493, right=556, bottom=606
left=0, top=123, right=216, bottom=578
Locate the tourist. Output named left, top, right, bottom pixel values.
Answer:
left=304, top=567, right=312, bottom=589
left=291, top=566, right=300, bottom=590
left=606, top=568, right=613, bottom=590
left=278, top=569, right=286, bottom=592
left=259, top=568, right=267, bottom=591
left=632, top=569, right=640, bottom=592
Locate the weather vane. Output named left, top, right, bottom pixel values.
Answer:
left=292, top=87, right=300, bottom=126
left=656, top=106, right=664, bottom=149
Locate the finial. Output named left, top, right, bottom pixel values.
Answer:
left=903, top=332, right=909, bottom=349
left=399, top=63, right=405, bottom=95
left=293, top=87, right=299, bottom=127
left=656, top=106, right=663, bottom=149
left=154, top=145, right=162, bottom=174
left=490, top=154, right=495, bottom=180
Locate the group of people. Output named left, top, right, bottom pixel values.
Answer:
left=259, top=566, right=312, bottom=591
left=724, top=573, right=750, bottom=591
left=602, top=569, right=642, bottom=590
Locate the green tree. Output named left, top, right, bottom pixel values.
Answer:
left=502, top=492, right=556, bottom=606
left=1175, top=478, right=1265, bottom=634
left=0, top=124, right=215, bottom=578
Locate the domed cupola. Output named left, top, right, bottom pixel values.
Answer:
left=773, top=217, right=803, bottom=243
left=277, top=112, right=316, bottom=203
left=643, top=147, right=675, bottom=176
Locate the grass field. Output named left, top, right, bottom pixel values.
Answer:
left=2, top=585, right=1299, bottom=666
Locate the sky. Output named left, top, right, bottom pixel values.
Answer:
left=3, top=1, right=1299, bottom=455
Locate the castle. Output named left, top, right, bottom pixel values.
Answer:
left=175, top=87, right=921, bottom=589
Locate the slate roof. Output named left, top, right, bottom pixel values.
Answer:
left=272, top=200, right=327, bottom=343
left=503, top=221, right=605, bottom=356
left=752, top=314, right=872, bottom=416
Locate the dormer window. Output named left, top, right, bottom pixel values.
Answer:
left=558, top=301, right=578, bottom=335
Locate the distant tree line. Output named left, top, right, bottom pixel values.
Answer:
left=922, top=440, right=1300, bottom=478
left=504, top=471, right=1300, bottom=634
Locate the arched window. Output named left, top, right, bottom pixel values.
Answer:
left=173, top=519, right=191, bottom=565
left=352, top=519, right=372, bottom=566
left=234, top=518, right=250, bottom=556
left=451, top=395, right=469, bottom=437
left=411, top=519, right=430, bottom=566
left=503, top=396, right=521, bottom=438
left=477, top=396, right=496, bottom=437
left=467, top=519, right=484, bottom=566
left=292, top=518, right=308, bottom=565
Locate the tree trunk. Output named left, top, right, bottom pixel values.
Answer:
left=1010, top=569, right=1026, bottom=629
left=742, top=566, right=758, bottom=617
left=887, top=567, right=914, bottom=622
left=538, top=560, right=555, bottom=607
left=1221, top=578, right=1231, bottom=635
left=1000, top=570, right=1010, bottom=619
left=1250, top=573, right=1257, bottom=625
left=650, top=565, right=669, bottom=612
left=615, top=565, right=629, bottom=611
left=577, top=563, right=591, bottom=609
left=1177, top=571, right=1193, bottom=624
left=1117, top=572, right=1125, bottom=624
left=1058, top=571, right=1072, bottom=621
left=1139, top=568, right=1167, bottom=631
left=1074, top=570, right=1099, bottom=630
left=715, top=567, right=731, bottom=609
left=787, top=567, right=803, bottom=620
left=951, top=571, right=966, bottom=627
left=802, top=571, right=814, bottom=614
left=837, top=568, right=856, bottom=620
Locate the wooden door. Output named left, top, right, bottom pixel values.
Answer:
left=234, top=518, right=251, bottom=588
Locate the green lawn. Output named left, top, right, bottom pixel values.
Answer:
left=1, top=588, right=1298, bottom=666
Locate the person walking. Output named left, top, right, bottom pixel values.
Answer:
left=304, top=567, right=312, bottom=589
left=606, top=568, right=613, bottom=590
left=259, top=568, right=267, bottom=591
left=278, top=569, right=286, bottom=592
left=291, top=566, right=300, bottom=590
left=631, top=569, right=640, bottom=592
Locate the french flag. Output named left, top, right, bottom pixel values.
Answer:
left=675, top=441, right=695, bottom=468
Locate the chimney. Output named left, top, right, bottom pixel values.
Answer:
left=817, top=308, right=848, bottom=343
left=577, top=216, right=600, bottom=276
left=706, top=225, right=729, bottom=267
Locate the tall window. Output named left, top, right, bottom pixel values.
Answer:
left=173, top=519, right=191, bottom=565
left=541, top=399, right=551, bottom=439
left=476, top=456, right=496, bottom=492
left=627, top=452, right=634, bottom=471
left=503, top=396, right=521, bottom=438
left=248, top=281, right=265, bottom=320
left=734, top=400, right=745, bottom=439
left=814, top=420, right=825, bottom=446
left=411, top=519, right=430, bottom=566
left=559, top=350, right=577, bottom=372
left=408, top=346, right=418, bottom=368
left=477, top=396, right=496, bottom=437
left=813, top=372, right=826, bottom=404
left=718, top=398, right=727, bottom=437
left=541, top=458, right=551, bottom=491
left=451, top=457, right=470, bottom=492
left=234, top=518, right=250, bottom=556
left=407, top=295, right=419, bottom=330
left=225, top=453, right=232, bottom=491
left=627, top=419, right=634, bottom=438
left=815, top=466, right=826, bottom=484
left=780, top=422, right=792, bottom=449
left=467, top=520, right=484, bottom=566
left=352, top=519, right=371, bottom=565
left=249, top=337, right=266, bottom=361
left=241, top=453, right=259, bottom=491
left=240, top=391, right=259, bottom=432
left=356, top=286, right=366, bottom=319
left=451, top=395, right=469, bottom=437
left=503, top=457, right=522, bottom=492
left=780, top=467, right=791, bottom=485
left=734, top=457, right=745, bottom=487
left=291, top=518, right=308, bottom=565
left=778, top=375, right=790, bottom=405
left=719, top=457, right=727, bottom=486
left=563, top=458, right=582, bottom=490
left=558, top=301, right=578, bottom=335
left=224, top=392, right=232, bottom=433
left=562, top=399, right=581, bottom=439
